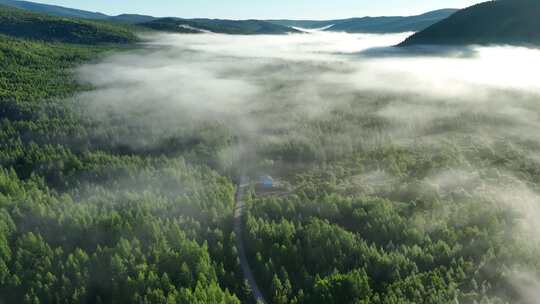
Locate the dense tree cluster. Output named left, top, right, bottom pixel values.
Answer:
left=0, top=26, right=246, bottom=303
left=400, top=0, right=540, bottom=46
left=244, top=190, right=536, bottom=303
left=0, top=34, right=114, bottom=102
left=0, top=5, right=137, bottom=44
left=0, top=165, right=244, bottom=303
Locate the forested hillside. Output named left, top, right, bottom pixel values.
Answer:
left=140, top=18, right=300, bottom=35
left=328, top=9, right=455, bottom=33
left=400, top=0, right=540, bottom=46
left=268, top=9, right=457, bottom=33
left=0, top=5, right=137, bottom=44
left=0, top=11, right=247, bottom=304
left=0, top=34, right=118, bottom=102
left=0, top=0, right=109, bottom=20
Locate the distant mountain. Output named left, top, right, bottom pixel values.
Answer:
left=267, top=19, right=337, bottom=29
left=0, top=0, right=108, bottom=20
left=327, top=9, right=457, bottom=33
left=0, top=5, right=137, bottom=44
left=0, top=0, right=155, bottom=24
left=110, top=14, right=156, bottom=24
left=0, top=0, right=297, bottom=34
left=0, top=0, right=461, bottom=36
left=400, top=0, right=540, bottom=46
left=268, top=9, right=457, bottom=33
left=141, top=18, right=301, bottom=35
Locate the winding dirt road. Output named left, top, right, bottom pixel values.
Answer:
left=234, top=176, right=267, bottom=304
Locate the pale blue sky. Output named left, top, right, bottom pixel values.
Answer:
left=34, top=0, right=486, bottom=19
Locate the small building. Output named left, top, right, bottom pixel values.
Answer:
left=259, top=175, right=274, bottom=189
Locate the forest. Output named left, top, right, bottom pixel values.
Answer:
left=1, top=7, right=243, bottom=303
left=2, top=4, right=540, bottom=304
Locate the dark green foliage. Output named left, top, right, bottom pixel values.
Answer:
left=0, top=5, right=137, bottom=44
left=311, top=270, right=371, bottom=304
left=141, top=18, right=300, bottom=35
left=243, top=188, right=533, bottom=303
left=400, top=0, right=540, bottom=46
left=0, top=0, right=109, bottom=20
left=0, top=34, right=114, bottom=101
left=0, top=0, right=155, bottom=24
left=0, top=24, right=246, bottom=303
left=0, top=167, right=241, bottom=304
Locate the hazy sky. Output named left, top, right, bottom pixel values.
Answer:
left=34, top=0, right=485, bottom=19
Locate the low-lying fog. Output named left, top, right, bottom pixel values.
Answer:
left=75, top=31, right=540, bottom=252
left=77, top=31, right=540, bottom=126
left=73, top=30, right=540, bottom=300
left=76, top=30, right=540, bottom=164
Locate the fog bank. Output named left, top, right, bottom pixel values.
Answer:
left=73, top=30, right=540, bottom=302
left=76, top=30, right=540, bottom=234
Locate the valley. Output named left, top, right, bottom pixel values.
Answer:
left=1, top=0, right=540, bottom=303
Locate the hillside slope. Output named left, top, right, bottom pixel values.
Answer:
left=400, top=0, right=540, bottom=46
left=0, top=0, right=155, bottom=23
left=0, top=0, right=107, bottom=19
left=141, top=18, right=300, bottom=35
left=327, top=9, right=457, bottom=33
left=0, top=20, right=244, bottom=304
left=0, top=5, right=137, bottom=44
left=0, top=34, right=112, bottom=101
left=268, top=9, right=457, bottom=33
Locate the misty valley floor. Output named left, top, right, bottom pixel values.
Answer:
left=2, top=31, right=540, bottom=304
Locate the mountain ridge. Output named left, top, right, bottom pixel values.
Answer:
left=267, top=9, right=458, bottom=33
left=0, top=0, right=156, bottom=23
left=0, top=4, right=137, bottom=44
left=0, top=0, right=108, bottom=20
left=0, top=0, right=458, bottom=35
left=400, top=0, right=540, bottom=46
left=140, top=17, right=301, bottom=35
